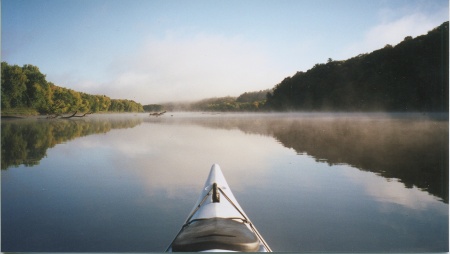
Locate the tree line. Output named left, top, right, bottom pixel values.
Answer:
left=144, top=89, right=270, bottom=112
left=1, top=62, right=144, bottom=115
left=145, top=22, right=448, bottom=113
left=4, top=22, right=447, bottom=114
left=265, top=22, right=449, bottom=112
left=189, top=93, right=266, bottom=112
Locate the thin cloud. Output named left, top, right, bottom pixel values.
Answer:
left=340, top=8, right=448, bottom=59
left=99, top=33, right=283, bottom=104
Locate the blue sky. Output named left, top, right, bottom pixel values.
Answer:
left=2, top=0, right=448, bottom=104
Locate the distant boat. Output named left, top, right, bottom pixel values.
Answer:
left=166, top=164, right=272, bottom=252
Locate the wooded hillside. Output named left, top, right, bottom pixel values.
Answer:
left=1, top=62, right=143, bottom=115
left=266, top=22, right=449, bottom=112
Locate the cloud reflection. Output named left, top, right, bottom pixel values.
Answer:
left=76, top=121, right=285, bottom=198
left=71, top=113, right=447, bottom=213
left=3, top=113, right=447, bottom=252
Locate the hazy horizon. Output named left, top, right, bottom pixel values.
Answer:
left=2, top=0, right=448, bottom=104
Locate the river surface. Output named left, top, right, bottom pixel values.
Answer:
left=1, top=112, right=448, bottom=252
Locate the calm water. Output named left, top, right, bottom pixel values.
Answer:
left=1, top=112, right=448, bottom=252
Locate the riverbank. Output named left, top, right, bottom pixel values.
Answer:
left=1, top=108, right=39, bottom=118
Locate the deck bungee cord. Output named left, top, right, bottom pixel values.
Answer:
left=165, top=164, right=272, bottom=252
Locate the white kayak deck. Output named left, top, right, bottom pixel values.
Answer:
left=166, top=164, right=271, bottom=252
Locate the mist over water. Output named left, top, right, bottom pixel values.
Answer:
left=2, top=112, right=448, bottom=252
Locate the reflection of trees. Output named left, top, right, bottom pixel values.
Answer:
left=1, top=118, right=142, bottom=170
left=4, top=114, right=447, bottom=203
left=171, top=114, right=448, bottom=203
left=271, top=117, right=448, bottom=203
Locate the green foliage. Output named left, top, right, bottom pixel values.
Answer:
left=1, top=62, right=144, bottom=114
left=187, top=90, right=269, bottom=112
left=1, top=107, right=39, bottom=116
left=236, top=89, right=271, bottom=103
left=22, top=64, right=52, bottom=111
left=107, top=98, right=143, bottom=112
left=190, top=95, right=265, bottom=112
left=266, top=22, right=449, bottom=112
left=1, top=62, right=28, bottom=108
left=143, top=104, right=164, bottom=112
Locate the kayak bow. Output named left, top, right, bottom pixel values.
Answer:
left=166, top=164, right=272, bottom=252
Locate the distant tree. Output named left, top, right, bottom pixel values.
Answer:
left=143, top=104, right=164, bottom=112
left=1, top=61, right=145, bottom=114
left=403, top=36, right=413, bottom=41
left=1, top=62, right=28, bottom=108
left=236, top=89, right=270, bottom=103
left=18, top=64, right=55, bottom=113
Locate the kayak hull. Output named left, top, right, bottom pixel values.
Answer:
left=166, top=164, right=271, bottom=252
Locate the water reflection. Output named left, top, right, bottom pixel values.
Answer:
left=1, top=113, right=448, bottom=252
left=1, top=115, right=142, bottom=169
left=2, top=113, right=448, bottom=203
left=81, top=122, right=281, bottom=198
left=145, top=113, right=449, bottom=203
